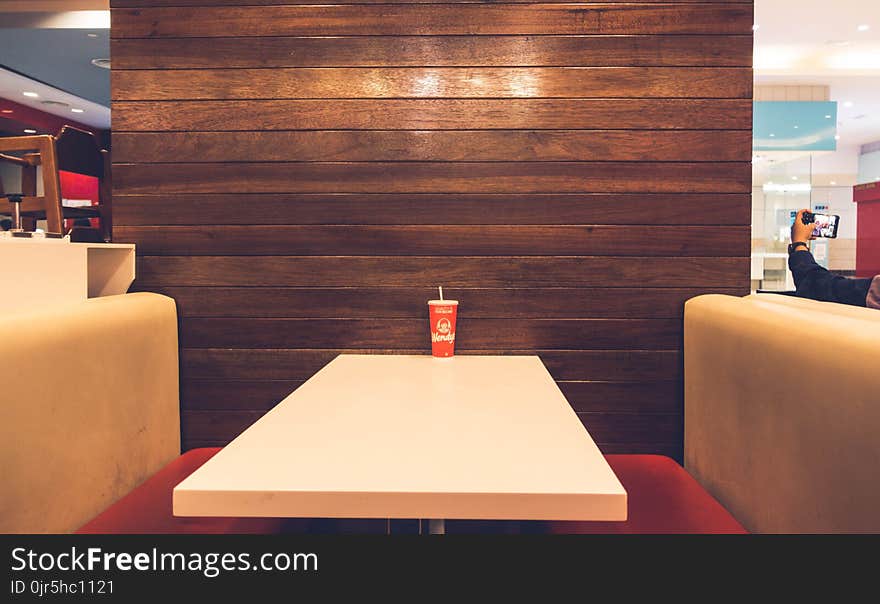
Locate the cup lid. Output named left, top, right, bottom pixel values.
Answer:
left=428, top=299, right=458, bottom=305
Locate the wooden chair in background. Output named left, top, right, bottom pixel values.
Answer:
left=0, top=134, right=63, bottom=233
left=0, top=126, right=111, bottom=240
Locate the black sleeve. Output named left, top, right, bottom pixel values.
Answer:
left=788, top=249, right=871, bottom=307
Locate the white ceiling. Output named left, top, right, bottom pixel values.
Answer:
left=755, top=0, right=880, bottom=148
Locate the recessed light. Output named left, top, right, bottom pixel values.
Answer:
left=830, top=181, right=837, bottom=185
left=794, top=125, right=799, bottom=129
left=87, top=33, right=98, bottom=38
left=835, top=135, right=841, bottom=140
left=825, top=115, right=832, bottom=119
left=844, top=101, right=854, bottom=108
left=792, top=176, right=798, bottom=181
left=22, top=91, right=39, bottom=98
left=769, top=133, right=776, bottom=137
left=71, top=108, right=85, bottom=113
left=23, top=129, right=37, bottom=134
left=1, top=109, right=12, bottom=114
left=857, top=24, right=870, bottom=32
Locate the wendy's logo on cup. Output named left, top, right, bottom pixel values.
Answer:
left=436, top=317, right=452, bottom=335
left=428, top=299, right=458, bottom=357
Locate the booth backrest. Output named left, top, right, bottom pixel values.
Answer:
left=684, top=294, right=880, bottom=533
left=0, top=293, right=180, bottom=533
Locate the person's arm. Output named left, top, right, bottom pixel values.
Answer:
left=789, top=209, right=871, bottom=306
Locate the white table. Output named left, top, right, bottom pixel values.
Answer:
left=174, top=355, right=627, bottom=531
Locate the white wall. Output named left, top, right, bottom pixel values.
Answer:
left=857, top=150, right=880, bottom=185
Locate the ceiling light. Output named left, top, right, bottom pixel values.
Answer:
left=763, top=183, right=812, bottom=194
left=87, top=33, right=98, bottom=38
left=752, top=24, right=760, bottom=31
left=844, top=101, right=854, bottom=108
left=857, top=24, right=870, bottom=32
left=71, top=108, right=85, bottom=113
left=769, top=133, right=776, bottom=137
left=1, top=109, right=12, bottom=114
left=830, top=181, right=837, bottom=185
left=22, top=91, right=39, bottom=98
left=825, top=115, right=832, bottom=119
left=91, top=58, right=111, bottom=69
left=794, top=125, right=799, bottom=129
left=835, top=135, right=841, bottom=140
left=792, top=176, right=798, bottom=181
left=23, top=129, right=37, bottom=134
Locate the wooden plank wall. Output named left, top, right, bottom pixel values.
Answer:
left=110, top=0, right=753, bottom=459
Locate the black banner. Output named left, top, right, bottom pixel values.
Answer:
left=1, top=534, right=872, bottom=600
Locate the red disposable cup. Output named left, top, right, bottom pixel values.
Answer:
left=428, top=300, right=458, bottom=358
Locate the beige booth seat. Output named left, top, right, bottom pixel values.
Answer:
left=684, top=294, right=880, bottom=533
left=0, top=293, right=180, bottom=533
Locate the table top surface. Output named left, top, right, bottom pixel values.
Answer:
left=174, top=354, right=626, bottom=521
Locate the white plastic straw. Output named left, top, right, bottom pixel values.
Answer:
left=438, top=286, right=444, bottom=301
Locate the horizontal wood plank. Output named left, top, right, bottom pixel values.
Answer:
left=136, top=256, right=750, bottom=287
left=558, top=380, right=680, bottom=413
left=178, top=317, right=682, bottom=349
left=113, top=130, right=752, bottom=163
left=113, top=193, right=752, bottom=226
left=153, top=286, right=745, bottom=318
left=180, top=408, right=681, bottom=444
left=112, top=99, right=753, bottom=131
left=111, top=35, right=753, bottom=69
left=112, top=5, right=753, bottom=37
left=117, top=225, right=750, bottom=256
left=179, top=349, right=683, bottom=382
left=112, top=0, right=748, bottom=6
left=114, top=162, right=752, bottom=194
left=180, top=437, right=684, bottom=459
left=181, top=378, right=679, bottom=413
left=575, top=412, right=681, bottom=443
left=182, top=379, right=303, bottom=410
left=113, top=67, right=752, bottom=100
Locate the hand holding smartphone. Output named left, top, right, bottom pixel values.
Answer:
left=801, top=211, right=840, bottom=239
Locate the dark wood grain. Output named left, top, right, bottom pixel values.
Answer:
left=117, top=225, right=749, bottom=256
left=112, top=5, right=753, bottom=37
left=153, top=286, right=746, bottom=318
left=113, top=0, right=749, bottom=6
left=136, top=256, right=750, bottom=288
left=558, top=380, right=680, bottom=413
left=113, top=193, right=752, bottom=226
left=115, top=0, right=753, bottom=457
left=180, top=349, right=684, bottom=382
left=112, top=99, right=753, bottom=131
left=113, top=131, right=753, bottom=163
left=182, top=379, right=303, bottom=410
left=181, top=378, right=678, bottom=412
left=179, top=317, right=682, bottom=349
left=575, top=412, right=682, bottom=443
left=114, top=162, right=752, bottom=194
left=111, top=35, right=753, bottom=69
left=113, top=67, right=752, bottom=100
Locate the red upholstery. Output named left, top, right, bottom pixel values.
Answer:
left=76, top=448, right=290, bottom=534
left=547, top=454, right=747, bottom=534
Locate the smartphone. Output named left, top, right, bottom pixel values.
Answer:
left=802, top=211, right=840, bottom=238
